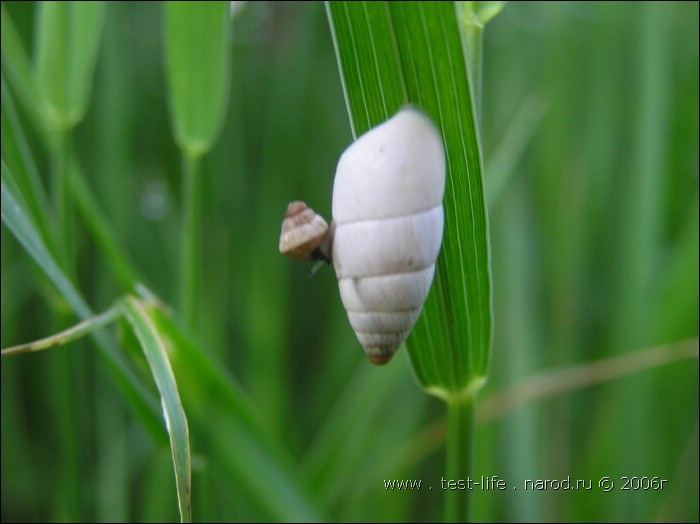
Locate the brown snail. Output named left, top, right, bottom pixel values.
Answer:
left=279, top=201, right=332, bottom=264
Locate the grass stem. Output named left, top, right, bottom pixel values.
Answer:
left=52, top=127, right=73, bottom=275
left=180, top=152, right=202, bottom=330
left=445, top=396, right=476, bottom=522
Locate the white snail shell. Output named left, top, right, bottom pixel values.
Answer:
left=332, top=108, right=445, bottom=365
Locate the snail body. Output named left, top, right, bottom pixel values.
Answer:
left=279, top=107, right=445, bottom=365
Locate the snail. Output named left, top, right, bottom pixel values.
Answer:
left=279, top=107, right=445, bottom=365
left=279, top=201, right=332, bottom=263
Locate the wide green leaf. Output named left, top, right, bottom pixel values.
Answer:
left=327, top=2, right=492, bottom=399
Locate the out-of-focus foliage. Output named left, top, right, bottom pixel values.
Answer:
left=1, top=2, right=697, bottom=522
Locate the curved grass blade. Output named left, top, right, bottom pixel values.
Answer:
left=146, top=304, right=322, bottom=522
left=120, top=296, right=192, bottom=523
left=1, top=305, right=121, bottom=357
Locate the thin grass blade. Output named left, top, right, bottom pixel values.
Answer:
left=1, top=161, right=166, bottom=445
left=1, top=76, right=57, bottom=258
left=146, top=304, right=322, bottom=522
left=120, top=296, right=192, bottom=523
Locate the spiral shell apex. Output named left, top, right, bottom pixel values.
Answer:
left=332, top=108, right=445, bottom=365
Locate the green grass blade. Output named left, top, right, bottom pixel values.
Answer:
left=119, top=296, right=192, bottom=523
left=1, top=161, right=166, bottom=446
left=1, top=76, right=56, bottom=252
left=652, top=196, right=699, bottom=341
left=3, top=5, right=141, bottom=292
left=163, top=1, right=232, bottom=329
left=147, top=304, right=322, bottom=522
left=2, top=160, right=86, bottom=318
left=69, top=156, right=142, bottom=291
left=163, top=1, right=231, bottom=158
left=1, top=305, right=121, bottom=357
left=0, top=4, right=51, bottom=145
left=35, top=1, right=106, bottom=130
left=326, top=1, right=492, bottom=398
left=300, top=357, right=410, bottom=505
left=485, top=94, right=547, bottom=204
left=326, top=2, right=406, bottom=135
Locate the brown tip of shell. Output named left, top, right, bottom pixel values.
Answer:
left=364, top=343, right=400, bottom=365
left=368, top=354, right=393, bottom=365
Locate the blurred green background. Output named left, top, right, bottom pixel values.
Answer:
left=1, top=1, right=698, bottom=522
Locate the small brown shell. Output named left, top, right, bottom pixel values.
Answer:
left=279, top=201, right=330, bottom=261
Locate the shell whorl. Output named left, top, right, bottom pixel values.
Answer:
left=331, top=108, right=445, bottom=365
